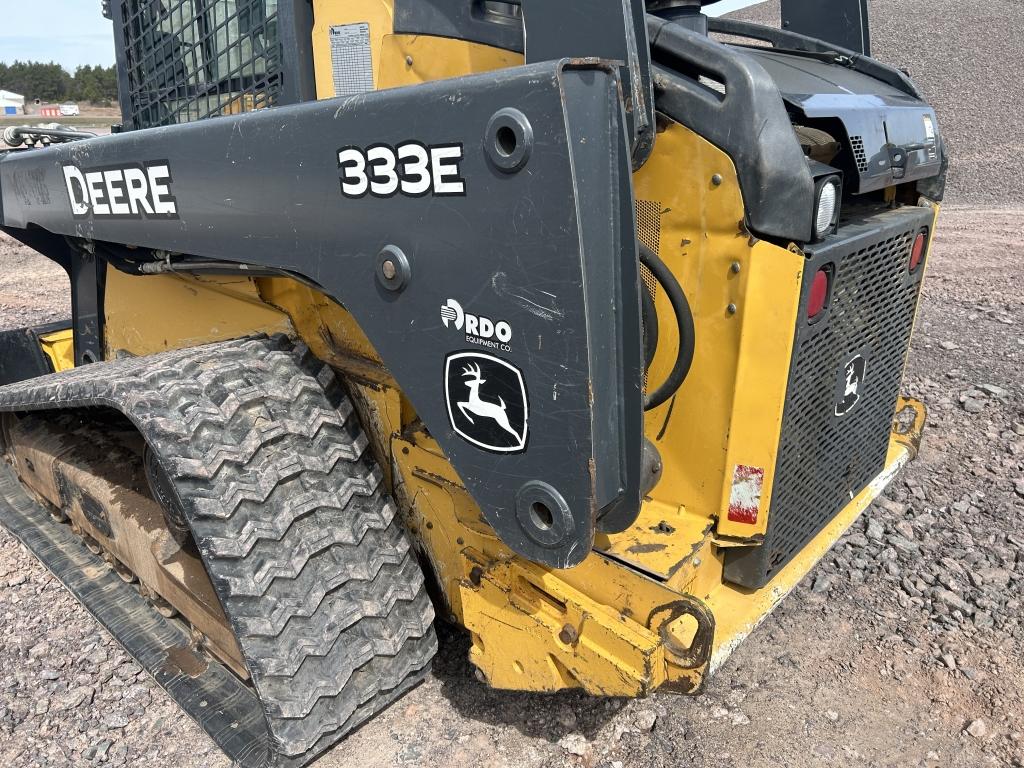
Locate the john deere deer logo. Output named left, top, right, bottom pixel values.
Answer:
left=445, top=352, right=528, bottom=453
left=834, top=354, right=867, bottom=416
left=844, top=365, right=859, bottom=399
left=457, top=362, right=520, bottom=440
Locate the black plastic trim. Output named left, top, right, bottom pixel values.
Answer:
left=648, top=17, right=815, bottom=242
left=707, top=17, right=921, bottom=100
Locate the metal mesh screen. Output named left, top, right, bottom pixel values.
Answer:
left=724, top=206, right=932, bottom=588
left=117, top=0, right=283, bottom=130
left=636, top=199, right=662, bottom=295
left=851, top=135, right=869, bottom=172
left=636, top=200, right=662, bottom=392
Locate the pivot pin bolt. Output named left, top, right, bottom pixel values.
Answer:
left=376, top=245, right=411, bottom=292
left=558, top=624, right=579, bottom=645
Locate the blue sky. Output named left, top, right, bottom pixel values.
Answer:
left=705, top=0, right=766, bottom=16
left=1, top=1, right=115, bottom=71
left=0, top=0, right=765, bottom=73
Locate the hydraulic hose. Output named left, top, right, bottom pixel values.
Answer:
left=640, top=275, right=659, bottom=370
left=639, top=243, right=695, bottom=411
left=3, top=126, right=96, bottom=146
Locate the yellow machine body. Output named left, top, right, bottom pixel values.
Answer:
left=71, top=0, right=938, bottom=696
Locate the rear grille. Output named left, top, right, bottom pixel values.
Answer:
left=115, top=0, right=284, bottom=130
left=724, top=206, right=932, bottom=588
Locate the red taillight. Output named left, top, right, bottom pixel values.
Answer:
left=807, top=268, right=830, bottom=320
left=910, top=232, right=927, bottom=272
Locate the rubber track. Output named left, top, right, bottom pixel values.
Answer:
left=0, top=335, right=437, bottom=766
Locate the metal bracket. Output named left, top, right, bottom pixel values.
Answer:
left=68, top=244, right=106, bottom=365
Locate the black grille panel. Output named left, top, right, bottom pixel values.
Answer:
left=116, top=0, right=283, bottom=130
left=724, top=206, right=932, bottom=588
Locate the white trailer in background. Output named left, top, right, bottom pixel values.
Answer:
left=0, top=90, right=25, bottom=116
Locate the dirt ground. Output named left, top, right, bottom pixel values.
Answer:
left=0, top=206, right=1021, bottom=768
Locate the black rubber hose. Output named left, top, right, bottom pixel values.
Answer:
left=640, top=275, right=659, bottom=370
left=639, top=243, right=695, bottom=411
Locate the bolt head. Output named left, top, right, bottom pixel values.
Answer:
left=711, top=173, right=723, bottom=186
left=376, top=245, right=410, bottom=291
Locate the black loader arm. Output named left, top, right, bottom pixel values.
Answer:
left=0, top=60, right=644, bottom=568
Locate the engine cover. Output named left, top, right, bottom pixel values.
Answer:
left=743, top=47, right=943, bottom=194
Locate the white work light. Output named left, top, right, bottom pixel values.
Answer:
left=814, top=178, right=840, bottom=239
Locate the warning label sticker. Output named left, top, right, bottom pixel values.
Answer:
left=727, top=464, right=765, bottom=525
left=329, top=23, right=374, bottom=98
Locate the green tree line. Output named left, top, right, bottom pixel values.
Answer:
left=0, top=61, right=118, bottom=105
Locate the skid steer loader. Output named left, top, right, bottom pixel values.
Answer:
left=0, top=0, right=945, bottom=764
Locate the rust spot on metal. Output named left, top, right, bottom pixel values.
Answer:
left=162, top=644, right=209, bottom=678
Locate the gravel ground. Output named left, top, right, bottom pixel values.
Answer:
left=729, top=0, right=1024, bottom=207
left=1, top=206, right=1021, bottom=767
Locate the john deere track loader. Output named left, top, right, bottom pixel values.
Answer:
left=0, top=0, right=945, bottom=764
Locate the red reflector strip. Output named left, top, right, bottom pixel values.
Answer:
left=727, top=464, right=764, bottom=524
left=807, top=268, right=829, bottom=319
left=910, top=232, right=926, bottom=271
